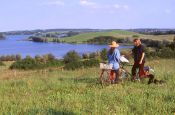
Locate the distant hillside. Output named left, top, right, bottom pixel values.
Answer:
left=127, top=28, right=175, bottom=35
left=2, top=29, right=101, bottom=35
left=61, top=30, right=175, bottom=43
left=61, top=30, right=140, bottom=43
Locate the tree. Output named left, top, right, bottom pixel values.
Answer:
left=63, top=50, right=81, bottom=64
left=16, top=54, right=22, bottom=61
left=100, top=48, right=108, bottom=61
left=82, top=53, right=89, bottom=59
left=0, top=33, right=5, bottom=40
left=132, top=35, right=140, bottom=38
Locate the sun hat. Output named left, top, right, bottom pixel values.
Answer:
left=109, top=41, right=119, bottom=47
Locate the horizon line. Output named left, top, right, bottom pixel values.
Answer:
left=1, top=27, right=175, bottom=33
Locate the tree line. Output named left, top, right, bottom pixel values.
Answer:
left=0, top=33, right=5, bottom=40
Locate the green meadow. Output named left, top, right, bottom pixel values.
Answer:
left=61, top=30, right=140, bottom=43
left=0, top=59, right=175, bottom=114
left=60, top=30, right=175, bottom=43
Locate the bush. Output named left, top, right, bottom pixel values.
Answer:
left=0, top=33, right=5, bottom=39
left=100, top=48, right=108, bottom=61
left=10, top=55, right=64, bottom=70
left=167, top=42, right=175, bottom=51
left=43, top=54, right=55, bottom=61
left=132, top=35, right=140, bottom=38
left=63, top=50, right=81, bottom=64
left=64, top=61, right=83, bottom=70
left=87, top=36, right=125, bottom=44
left=16, top=54, right=22, bottom=61
left=0, top=61, right=5, bottom=66
left=83, top=59, right=99, bottom=67
left=146, top=47, right=175, bottom=59
left=89, top=52, right=98, bottom=59
left=82, top=53, right=89, bottom=59
left=29, top=36, right=48, bottom=42
left=120, top=51, right=132, bottom=60
left=64, top=59, right=100, bottom=70
left=158, top=48, right=175, bottom=58
left=0, top=54, right=22, bottom=61
left=10, top=58, right=36, bottom=70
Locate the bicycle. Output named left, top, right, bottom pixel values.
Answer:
left=100, top=56, right=131, bottom=86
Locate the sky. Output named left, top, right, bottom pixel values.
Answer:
left=0, top=0, right=175, bottom=32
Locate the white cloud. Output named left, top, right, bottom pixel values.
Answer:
left=114, top=4, right=129, bottom=10
left=123, top=5, right=129, bottom=10
left=79, top=1, right=130, bottom=13
left=79, top=0, right=97, bottom=8
left=114, top=4, right=120, bottom=9
left=44, top=0, right=65, bottom=6
left=165, top=9, right=172, bottom=14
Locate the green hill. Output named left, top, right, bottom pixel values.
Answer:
left=61, top=30, right=141, bottom=43
left=60, top=30, right=175, bottom=44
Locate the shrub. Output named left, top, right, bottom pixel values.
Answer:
left=29, top=36, right=48, bottom=42
left=10, top=58, right=36, bottom=70
left=132, top=35, right=140, bottom=38
left=158, top=48, right=175, bottom=58
left=41, top=54, right=55, bottom=62
left=146, top=47, right=175, bottom=59
left=83, top=59, right=100, bottom=67
left=64, top=61, right=83, bottom=70
left=89, top=52, right=98, bottom=59
left=100, top=48, right=108, bottom=61
left=167, top=42, right=175, bottom=51
left=87, top=36, right=125, bottom=44
left=63, top=50, right=81, bottom=64
left=0, top=61, right=5, bottom=66
left=82, top=53, right=89, bottom=59
left=64, top=59, right=100, bottom=70
left=10, top=55, right=64, bottom=70
left=45, top=60, right=64, bottom=68
left=120, top=51, right=132, bottom=60
left=53, top=39, right=60, bottom=43
left=0, top=54, right=22, bottom=61
left=16, top=54, right=22, bottom=61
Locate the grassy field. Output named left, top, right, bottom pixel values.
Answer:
left=61, top=30, right=141, bottom=43
left=60, top=30, right=175, bottom=43
left=0, top=59, right=175, bottom=114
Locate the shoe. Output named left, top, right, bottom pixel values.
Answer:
left=159, top=80, right=166, bottom=84
left=111, top=80, right=115, bottom=84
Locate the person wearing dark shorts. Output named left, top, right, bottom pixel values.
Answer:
left=131, top=38, right=145, bottom=80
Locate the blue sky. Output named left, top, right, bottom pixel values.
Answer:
left=0, top=0, right=175, bottom=32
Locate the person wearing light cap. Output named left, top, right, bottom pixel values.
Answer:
left=107, top=41, right=121, bottom=84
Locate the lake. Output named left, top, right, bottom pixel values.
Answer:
left=0, top=35, right=132, bottom=58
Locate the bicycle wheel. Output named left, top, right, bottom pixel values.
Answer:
left=100, top=70, right=111, bottom=85
left=119, top=68, right=131, bottom=80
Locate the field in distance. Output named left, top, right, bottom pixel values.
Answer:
left=60, top=30, right=175, bottom=43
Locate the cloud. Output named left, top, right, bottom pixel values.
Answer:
left=79, top=0, right=97, bottom=8
left=123, top=5, right=129, bottom=10
left=114, top=4, right=129, bottom=10
left=44, top=0, right=65, bottom=6
left=165, top=9, right=172, bottom=14
left=114, top=4, right=120, bottom=9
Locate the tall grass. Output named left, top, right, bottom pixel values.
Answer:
left=0, top=59, right=174, bottom=114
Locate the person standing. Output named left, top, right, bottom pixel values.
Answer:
left=131, top=38, right=145, bottom=81
left=107, top=41, right=121, bottom=83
